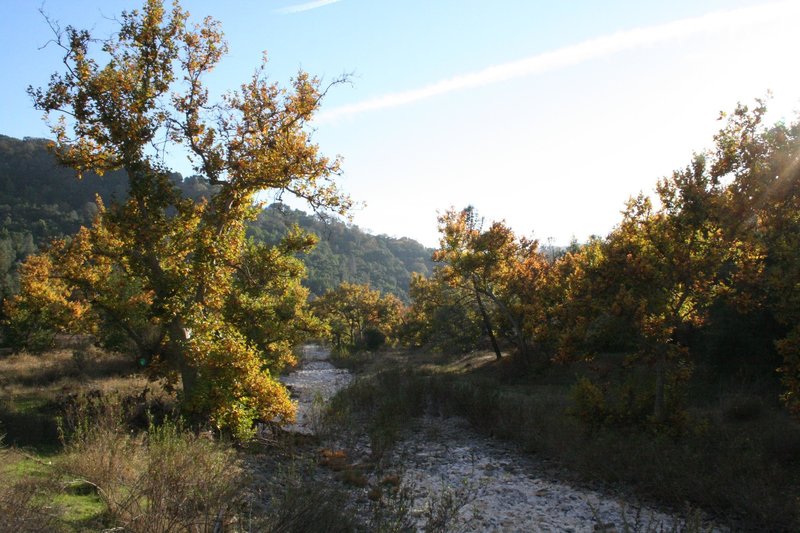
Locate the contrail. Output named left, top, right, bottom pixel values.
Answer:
left=317, top=1, right=798, bottom=122
left=277, top=0, right=342, bottom=15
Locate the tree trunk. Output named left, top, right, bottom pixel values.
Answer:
left=481, top=288, right=532, bottom=365
left=475, top=289, right=502, bottom=360
left=166, top=318, right=198, bottom=401
left=654, top=348, right=666, bottom=421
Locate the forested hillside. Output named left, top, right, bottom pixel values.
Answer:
left=249, top=206, right=432, bottom=299
left=0, top=134, right=432, bottom=303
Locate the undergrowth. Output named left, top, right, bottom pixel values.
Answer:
left=57, top=394, right=246, bottom=532
left=327, top=352, right=800, bottom=531
left=0, top=446, right=64, bottom=532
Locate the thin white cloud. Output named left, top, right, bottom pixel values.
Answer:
left=317, top=1, right=799, bottom=122
left=276, top=0, right=341, bottom=15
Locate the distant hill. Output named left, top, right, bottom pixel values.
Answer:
left=0, top=134, right=433, bottom=303
left=249, top=205, right=433, bottom=299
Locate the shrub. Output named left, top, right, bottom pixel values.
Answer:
left=0, top=400, right=60, bottom=447
left=0, top=478, right=64, bottom=532
left=569, top=368, right=690, bottom=432
left=362, top=327, right=387, bottom=351
left=570, top=377, right=607, bottom=428
left=256, top=461, right=358, bottom=533
left=327, top=368, right=428, bottom=458
left=60, top=396, right=245, bottom=532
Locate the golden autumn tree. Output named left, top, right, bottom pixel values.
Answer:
left=706, top=101, right=800, bottom=416
left=404, top=271, right=484, bottom=353
left=559, top=158, right=760, bottom=424
left=607, top=193, right=745, bottom=421
left=5, top=0, right=350, bottom=437
left=312, top=282, right=404, bottom=352
left=434, top=208, right=502, bottom=360
left=433, top=207, right=551, bottom=367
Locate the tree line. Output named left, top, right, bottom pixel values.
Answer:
left=317, top=98, right=800, bottom=430
left=391, top=99, right=798, bottom=427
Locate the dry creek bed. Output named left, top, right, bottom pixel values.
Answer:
left=277, top=345, right=726, bottom=532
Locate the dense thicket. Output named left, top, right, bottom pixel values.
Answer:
left=0, top=134, right=432, bottom=309
left=311, top=282, right=404, bottom=352
left=408, top=100, right=798, bottom=426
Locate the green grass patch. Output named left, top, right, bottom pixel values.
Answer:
left=51, top=491, right=107, bottom=530
left=2, top=451, right=54, bottom=481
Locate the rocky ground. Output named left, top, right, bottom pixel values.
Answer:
left=280, top=344, right=353, bottom=434
left=273, top=346, right=725, bottom=532
left=385, top=415, right=715, bottom=532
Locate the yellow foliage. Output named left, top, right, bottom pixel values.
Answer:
left=12, top=0, right=349, bottom=437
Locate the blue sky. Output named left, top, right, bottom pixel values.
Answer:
left=2, top=0, right=798, bottom=246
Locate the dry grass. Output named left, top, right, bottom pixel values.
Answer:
left=417, top=350, right=499, bottom=375
left=0, top=348, right=150, bottom=397
left=60, top=401, right=245, bottom=533
left=329, top=348, right=800, bottom=531
left=0, top=347, right=257, bottom=532
left=0, top=348, right=174, bottom=448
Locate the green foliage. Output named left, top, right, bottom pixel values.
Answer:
left=0, top=135, right=432, bottom=328
left=249, top=204, right=434, bottom=301
left=570, top=377, right=607, bottom=427
left=402, top=272, right=484, bottom=353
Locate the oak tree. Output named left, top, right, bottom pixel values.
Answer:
left=433, top=207, right=550, bottom=366
left=404, top=271, right=484, bottom=353
left=5, top=0, right=350, bottom=437
left=560, top=164, right=759, bottom=423
left=312, top=282, right=404, bottom=352
left=709, top=102, right=800, bottom=415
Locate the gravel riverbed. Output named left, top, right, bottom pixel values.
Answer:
left=280, top=344, right=353, bottom=434
left=388, top=415, right=711, bottom=532
left=280, top=346, right=725, bottom=532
